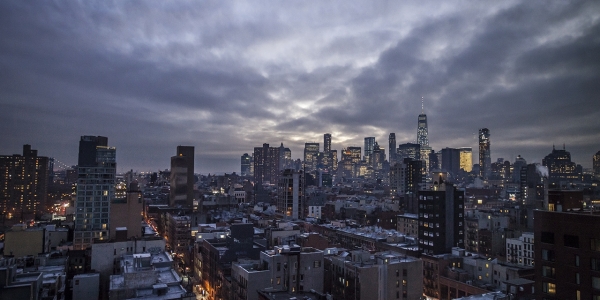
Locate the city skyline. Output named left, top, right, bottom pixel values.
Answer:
left=1, top=1, right=599, bottom=173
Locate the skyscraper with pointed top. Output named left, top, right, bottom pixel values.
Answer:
left=417, top=97, right=429, bottom=147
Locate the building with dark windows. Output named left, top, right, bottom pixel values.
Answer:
left=389, top=133, right=397, bottom=166
left=390, top=158, right=422, bottom=214
left=594, top=150, right=600, bottom=179
left=169, top=145, right=195, bottom=207
left=253, top=143, right=281, bottom=187
left=479, top=128, right=491, bottom=180
left=277, top=169, right=304, bottom=219
left=542, top=145, right=579, bottom=185
left=74, top=135, right=116, bottom=250
left=363, top=137, right=375, bottom=164
left=241, top=153, right=252, bottom=176
left=397, top=143, right=421, bottom=161
left=323, top=133, right=331, bottom=154
left=0, top=144, right=49, bottom=220
left=441, top=147, right=461, bottom=178
left=534, top=210, right=600, bottom=300
left=418, top=182, right=465, bottom=255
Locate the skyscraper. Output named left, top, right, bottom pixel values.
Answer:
left=479, top=128, right=491, bottom=180
left=323, top=133, right=332, bottom=154
left=303, top=142, right=319, bottom=173
left=441, top=147, right=461, bottom=177
left=417, top=100, right=429, bottom=148
left=388, top=133, right=397, bottom=166
left=241, top=153, right=251, bottom=176
left=0, top=145, right=49, bottom=220
left=594, top=150, right=600, bottom=179
left=253, top=143, right=280, bottom=187
left=363, top=137, right=375, bottom=163
left=74, top=136, right=115, bottom=250
left=170, top=146, right=195, bottom=207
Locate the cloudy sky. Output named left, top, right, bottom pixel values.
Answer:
left=1, top=1, right=599, bottom=173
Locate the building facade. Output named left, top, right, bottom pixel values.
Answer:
left=479, top=128, right=491, bottom=180
left=74, top=136, right=116, bottom=250
left=170, top=146, right=195, bottom=207
left=0, top=144, right=49, bottom=219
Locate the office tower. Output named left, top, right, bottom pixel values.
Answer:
left=542, top=145, right=579, bottom=184
left=364, top=137, right=375, bottom=163
left=479, top=128, right=491, bottom=180
left=279, top=143, right=292, bottom=170
left=418, top=182, right=465, bottom=255
left=417, top=100, right=429, bottom=147
left=371, top=143, right=385, bottom=171
left=441, top=148, right=461, bottom=177
left=277, top=169, right=305, bottom=219
left=594, top=151, right=600, bottom=179
left=331, top=150, right=338, bottom=172
left=324, top=133, right=332, bottom=153
left=241, top=153, right=251, bottom=176
left=348, top=146, right=362, bottom=177
left=458, top=147, right=473, bottom=172
left=512, top=155, right=527, bottom=183
left=397, top=143, right=420, bottom=161
left=74, top=136, right=115, bottom=250
left=303, top=143, right=319, bottom=173
left=253, top=143, right=281, bottom=187
left=0, top=145, right=49, bottom=219
left=170, top=146, right=194, bottom=207
left=389, top=133, right=397, bottom=166
left=534, top=210, right=600, bottom=300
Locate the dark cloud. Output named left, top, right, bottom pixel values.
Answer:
left=1, top=1, right=599, bottom=173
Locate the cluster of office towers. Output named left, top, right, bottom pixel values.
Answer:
left=243, top=109, right=493, bottom=193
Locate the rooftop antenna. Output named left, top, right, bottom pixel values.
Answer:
left=421, top=96, right=424, bottom=114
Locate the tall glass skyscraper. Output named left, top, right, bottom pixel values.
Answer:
left=479, top=128, right=491, bottom=180
left=389, top=133, right=397, bottom=166
left=324, top=133, right=332, bottom=153
left=364, top=137, right=375, bottom=163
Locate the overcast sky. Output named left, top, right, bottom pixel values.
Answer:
left=1, top=1, right=599, bottom=174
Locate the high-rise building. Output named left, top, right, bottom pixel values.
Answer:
left=594, top=150, right=600, bottom=179
left=277, top=169, right=305, bottom=219
left=0, top=145, right=49, bottom=220
left=389, top=133, right=397, bottom=166
left=372, top=142, right=385, bottom=171
left=512, top=155, right=527, bottom=183
left=324, top=133, right=332, bottom=154
left=170, top=146, right=194, bottom=207
left=542, top=145, right=579, bottom=184
left=109, top=182, right=143, bottom=240
left=418, top=182, right=465, bottom=255
left=479, top=128, right=491, bottom=180
left=253, top=143, right=281, bottom=187
left=279, top=143, right=292, bottom=170
left=303, top=143, right=320, bottom=173
left=364, top=137, right=375, bottom=163
left=417, top=103, right=429, bottom=148
left=241, top=153, right=252, bottom=176
left=458, top=147, right=473, bottom=172
left=390, top=158, right=422, bottom=213
left=441, top=148, right=461, bottom=177
left=397, top=143, right=420, bottom=161
left=74, top=136, right=116, bottom=250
